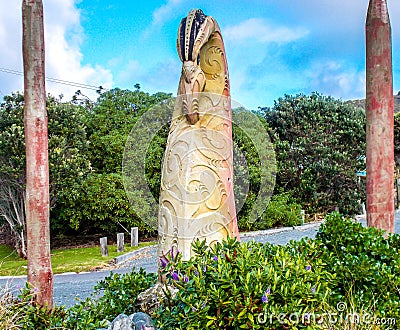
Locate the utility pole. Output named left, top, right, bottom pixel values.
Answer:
left=22, top=0, right=53, bottom=307
left=365, top=0, right=395, bottom=233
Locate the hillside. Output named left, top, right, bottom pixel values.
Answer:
left=347, top=94, right=400, bottom=113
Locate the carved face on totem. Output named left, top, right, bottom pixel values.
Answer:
left=177, top=9, right=209, bottom=125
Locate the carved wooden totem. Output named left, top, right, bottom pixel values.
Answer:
left=158, top=9, right=239, bottom=261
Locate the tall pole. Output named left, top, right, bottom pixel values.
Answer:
left=366, top=0, right=395, bottom=233
left=22, top=0, right=53, bottom=307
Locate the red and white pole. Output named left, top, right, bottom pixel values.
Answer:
left=365, top=0, right=395, bottom=233
left=23, top=0, right=53, bottom=307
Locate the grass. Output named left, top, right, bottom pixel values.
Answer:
left=0, top=241, right=156, bottom=276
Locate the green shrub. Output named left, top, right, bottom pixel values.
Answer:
left=1, top=288, right=23, bottom=329
left=55, top=173, right=155, bottom=236
left=155, top=238, right=333, bottom=329
left=7, top=284, right=68, bottom=330
left=6, top=268, right=157, bottom=330
left=314, top=212, right=400, bottom=320
left=257, top=193, right=302, bottom=229
left=238, top=193, right=302, bottom=231
left=65, top=268, right=157, bottom=329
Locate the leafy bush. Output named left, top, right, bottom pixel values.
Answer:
left=6, top=284, right=67, bottom=330
left=1, top=287, right=23, bottom=329
left=155, top=238, right=333, bottom=329
left=253, top=193, right=302, bottom=230
left=65, top=268, right=157, bottom=329
left=6, top=268, right=157, bottom=330
left=314, top=212, right=400, bottom=319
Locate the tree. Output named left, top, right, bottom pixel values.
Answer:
left=22, top=0, right=52, bottom=307
left=86, top=88, right=172, bottom=173
left=261, top=93, right=366, bottom=215
left=0, top=93, right=91, bottom=255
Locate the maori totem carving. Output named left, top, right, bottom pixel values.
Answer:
left=158, top=9, right=239, bottom=261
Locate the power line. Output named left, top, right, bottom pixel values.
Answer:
left=0, top=67, right=109, bottom=92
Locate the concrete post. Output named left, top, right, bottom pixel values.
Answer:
left=131, top=227, right=138, bottom=247
left=117, top=233, right=124, bottom=253
left=100, top=237, right=108, bottom=256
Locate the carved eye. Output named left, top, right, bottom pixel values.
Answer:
left=197, top=54, right=200, bottom=65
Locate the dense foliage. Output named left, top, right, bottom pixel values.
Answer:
left=314, top=212, right=400, bottom=317
left=156, top=238, right=332, bottom=329
left=53, top=173, right=155, bottom=235
left=85, top=87, right=172, bottom=174
left=5, top=268, right=157, bottom=330
left=240, top=193, right=302, bottom=231
left=260, top=93, right=366, bottom=215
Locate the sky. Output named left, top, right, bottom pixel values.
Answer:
left=1, top=0, right=400, bottom=110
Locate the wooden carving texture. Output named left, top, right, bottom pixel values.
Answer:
left=158, top=9, right=239, bottom=261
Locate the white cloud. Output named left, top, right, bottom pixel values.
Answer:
left=224, top=18, right=309, bottom=44
left=152, top=0, right=183, bottom=26
left=117, top=58, right=180, bottom=95
left=307, top=60, right=365, bottom=101
left=0, top=0, right=113, bottom=101
left=117, top=60, right=141, bottom=83
left=142, top=0, right=184, bottom=38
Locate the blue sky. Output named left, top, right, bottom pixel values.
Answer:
left=1, top=0, right=400, bottom=109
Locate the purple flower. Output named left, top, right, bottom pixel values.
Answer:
left=159, top=255, right=169, bottom=269
left=262, top=287, right=270, bottom=303
left=306, top=265, right=311, bottom=271
left=201, top=302, right=206, bottom=308
left=170, top=247, right=179, bottom=260
left=172, top=271, right=179, bottom=281
left=183, top=275, right=189, bottom=283
left=194, top=270, right=199, bottom=276
left=213, top=256, right=218, bottom=261
left=311, top=287, right=316, bottom=293
left=262, top=294, right=268, bottom=303
left=203, top=265, right=207, bottom=273
left=33, top=287, right=38, bottom=293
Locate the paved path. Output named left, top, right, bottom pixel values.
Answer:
left=1, top=211, right=399, bottom=308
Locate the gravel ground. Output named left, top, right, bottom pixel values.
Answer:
left=1, top=211, right=399, bottom=308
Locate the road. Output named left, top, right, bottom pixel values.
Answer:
left=1, top=211, right=399, bottom=308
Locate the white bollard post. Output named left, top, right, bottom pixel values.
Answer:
left=131, top=227, right=138, bottom=247
left=117, top=233, right=124, bottom=253
left=100, top=237, right=108, bottom=257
